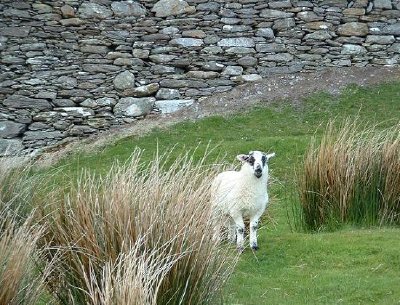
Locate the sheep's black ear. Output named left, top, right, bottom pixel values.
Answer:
left=236, top=154, right=249, bottom=162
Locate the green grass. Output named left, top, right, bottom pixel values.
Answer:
left=225, top=228, right=400, bottom=305
left=42, top=81, right=400, bottom=305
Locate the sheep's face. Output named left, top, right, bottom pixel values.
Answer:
left=237, top=151, right=275, bottom=178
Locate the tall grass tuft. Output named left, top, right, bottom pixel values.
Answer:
left=0, top=156, right=54, bottom=305
left=297, top=121, right=400, bottom=231
left=39, top=149, right=235, bottom=305
left=0, top=157, right=37, bottom=222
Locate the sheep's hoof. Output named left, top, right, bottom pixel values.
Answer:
left=251, top=244, right=259, bottom=251
left=237, top=246, right=244, bottom=253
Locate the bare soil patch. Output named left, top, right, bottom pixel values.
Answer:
left=37, top=66, right=400, bottom=166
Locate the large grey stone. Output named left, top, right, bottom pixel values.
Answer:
left=23, top=131, right=64, bottom=141
left=78, top=3, right=112, bottom=19
left=152, top=0, right=191, bottom=17
left=96, top=97, right=117, bottom=107
left=338, top=22, right=369, bottom=36
left=0, top=26, right=31, bottom=37
left=217, top=38, right=255, bottom=47
left=232, top=74, right=262, bottom=82
left=222, top=66, right=243, bottom=76
left=111, top=1, right=147, bottom=16
left=197, top=2, right=220, bottom=11
left=0, top=139, right=24, bottom=156
left=221, top=17, right=241, bottom=25
left=113, top=71, right=136, bottom=90
left=170, top=38, right=204, bottom=47
left=80, top=97, right=117, bottom=108
left=61, top=4, right=75, bottom=17
left=273, top=18, right=295, bottom=31
left=223, top=25, right=252, bottom=32
left=297, top=11, right=323, bottom=22
left=4, top=95, right=52, bottom=110
left=132, top=49, right=150, bottom=59
left=59, top=18, right=85, bottom=26
left=53, top=99, right=76, bottom=107
left=35, top=91, right=57, bottom=100
left=149, top=54, right=177, bottom=63
left=374, top=0, right=392, bottom=9
left=382, top=23, right=400, bottom=35
left=80, top=45, right=109, bottom=54
left=258, top=64, right=304, bottom=75
left=202, top=61, right=224, bottom=71
left=269, top=0, right=292, bottom=8
left=226, top=47, right=256, bottom=54
left=366, top=35, right=395, bottom=44
left=155, top=88, right=181, bottom=100
left=114, top=97, right=155, bottom=117
left=2, top=55, right=25, bottom=64
left=186, top=71, right=219, bottom=79
left=0, top=121, right=26, bottom=138
left=341, top=44, right=367, bottom=55
left=202, top=46, right=223, bottom=54
left=32, top=3, right=51, bottom=12
left=57, top=107, right=95, bottom=117
left=155, top=99, right=194, bottom=114
left=264, top=53, right=294, bottom=62
left=260, top=9, right=294, bottom=19
left=151, top=65, right=176, bottom=74
left=26, top=56, right=59, bottom=65
left=123, top=83, right=160, bottom=97
left=182, top=30, right=207, bottom=38
left=388, top=43, right=400, bottom=53
left=255, top=28, right=275, bottom=39
left=20, top=43, right=46, bottom=51
left=304, top=30, right=332, bottom=40
left=237, top=56, right=258, bottom=67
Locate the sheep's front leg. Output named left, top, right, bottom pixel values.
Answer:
left=249, top=215, right=261, bottom=251
left=232, top=215, right=245, bottom=252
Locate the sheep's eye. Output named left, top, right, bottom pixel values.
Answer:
left=261, top=155, right=266, bottom=165
left=248, top=156, right=255, bottom=165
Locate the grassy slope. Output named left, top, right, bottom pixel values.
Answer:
left=52, top=82, right=400, bottom=305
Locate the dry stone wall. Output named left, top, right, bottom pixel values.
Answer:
left=1, top=0, right=399, bottom=155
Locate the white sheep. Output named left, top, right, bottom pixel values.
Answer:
left=211, top=151, right=275, bottom=251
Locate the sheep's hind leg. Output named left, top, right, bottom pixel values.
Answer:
left=232, top=215, right=245, bottom=252
left=249, top=216, right=260, bottom=251
left=227, top=218, right=237, bottom=244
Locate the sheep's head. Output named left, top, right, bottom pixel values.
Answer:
left=237, top=151, right=275, bottom=178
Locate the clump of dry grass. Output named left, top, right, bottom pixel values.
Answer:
left=297, top=120, right=400, bottom=231
left=0, top=209, right=54, bottom=305
left=0, top=157, right=35, bottom=222
left=39, top=149, right=235, bottom=305
left=0, top=156, right=56, bottom=305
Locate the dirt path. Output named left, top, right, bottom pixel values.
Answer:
left=36, top=66, right=400, bottom=166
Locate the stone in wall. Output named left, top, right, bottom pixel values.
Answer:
left=123, top=83, right=160, bottom=97
left=78, top=3, right=112, bottom=19
left=111, top=1, right=147, bottom=17
left=338, top=22, right=369, bottom=36
left=0, top=121, right=26, bottom=138
left=155, top=99, right=194, bottom=114
left=151, top=0, right=193, bottom=17
left=113, top=71, right=136, bottom=91
left=0, top=139, right=24, bottom=156
left=4, top=95, right=52, bottom=111
left=114, top=98, right=156, bottom=117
